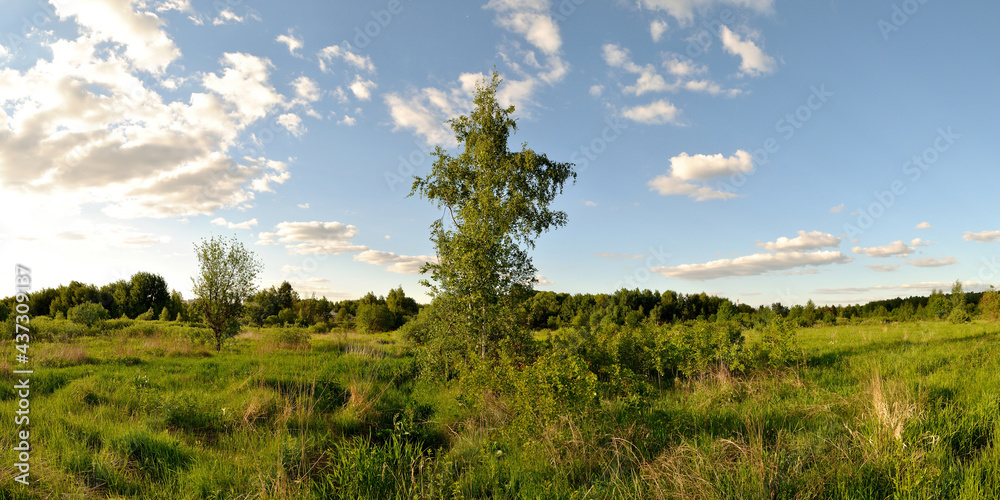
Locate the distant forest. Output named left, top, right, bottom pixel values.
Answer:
left=1, top=272, right=995, bottom=332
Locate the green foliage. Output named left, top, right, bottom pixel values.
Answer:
left=356, top=302, right=394, bottom=334
left=410, top=72, right=575, bottom=363
left=949, top=307, right=972, bottom=324
left=980, top=288, right=1000, bottom=322
left=68, top=302, right=110, bottom=328
left=191, top=235, right=263, bottom=351
left=136, top=306, right=156, bottom=321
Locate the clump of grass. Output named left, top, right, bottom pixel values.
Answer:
left=37, top=342, right=93, bottom=367
left=114, top=429, right=191, bottom=481
left=868, top=370, right=920, bottom=443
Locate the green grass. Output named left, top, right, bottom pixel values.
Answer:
left=0, top=320, right=998, bottom=498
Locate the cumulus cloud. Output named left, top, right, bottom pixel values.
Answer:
left=852, top=241, right=916, bottom=258
left=908, top=256, right=957, bottom=267
left=353, top=249, right=436, bottom=274
left=964, top=230, right=1000, bottom=243
left=383, top=77, right=480, bottom=146
left=486, top=0, right=562, bottom=55
left=317, top=42, right=375, bottom=73
left=203, top=52, right=285, bottom=122
left=54, top=0, right=181, bottom=73
left=603, top=44, right=738, bottom=101
left=349, top=75, right=377, bottom=100
left=830, top=203, right=845, bottom=214
left=0, top=31, right=292, bottom=219
left=622, top=99, right=681, bottom=125
left=637, top=0, right=774, bottom=23
left=648, top=150, right=752, bottom=200
left=653, top=250, right=851, bottom=280
left=276, top=30, right=304, bottom=57
left=867, top=264, right=899, bottom=272
left=758, top=231, right=841, bottom=252
left=535, top=274, right=555, bottom=286
left=650, top=20, right=669, bottom=42
left=212, top=9, right=245, bottom=25
left=277, top=113, right=304, bottom=136
left=256, top=221, right=366, bottom=255
left=210, top=217, right=258, bottom=229
left=916, top=221, right=932, bottom=229
left=720, top=26, right=777, bottom=77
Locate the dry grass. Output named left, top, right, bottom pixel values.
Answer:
left=868, top=370, right=920, bottom=442
left=640, top=442, right=718, bottom=500
left=36, top=342, right=92, bottom=367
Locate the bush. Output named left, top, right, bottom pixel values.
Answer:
left=309, top=322, right=331, bottom=334
left=356, top=303, right=394, bottom=334
left=136, top=307, right=156, bottom=321
left=948, top=307, right=971, bottom=324
left=68, top=302, right=110, bottom=328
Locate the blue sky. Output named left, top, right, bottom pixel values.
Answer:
left=1, top=0, right=998, bottom=307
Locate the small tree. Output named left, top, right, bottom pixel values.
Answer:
left=192, top=236, right=263, bottom=351
left=356, top=303, right=394, bottom=333
left=68, top=302, right=110, bottom=328
left=980, top=287, right=1000, bottom=322
left=410, top=72, right=576, bottom=362
left=158, top=306, right=172, bottom=321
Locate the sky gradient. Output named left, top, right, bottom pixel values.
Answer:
left=1, top=0, right=998, bottom=307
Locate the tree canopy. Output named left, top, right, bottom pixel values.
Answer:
left=410, top=72, right=576, bottom=361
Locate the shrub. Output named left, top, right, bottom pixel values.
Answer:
left=356, top=303, right=394, bottom=334
left=68, top=302, right=110, bottom=328
left=136, top=307, right=156, bottom=321
left=948, top=307, right=971, bottom=324
left=309, top=322, right=331, bottom=334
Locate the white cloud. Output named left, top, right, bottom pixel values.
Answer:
left=210, top=217, right=258, bottom=229
left=277, top=113, right=304, bottom=136
left=910, top=238, right=932, bottom=247
left=867, top=264, right=899, bottom=272
left=276, top=30, right=304, bottom=57
left=486, top=0, right=562, bottom=55
left=720, top=26, right=777, bottom=77
left=667, top=150, right=753, bottom=180
left=256, top=221, right=366, bottom=255
left=354, top=249, right=435, bottom=274
left=291, top=76, right=321, bottom=102
left=662, top=54, right=707, bottom=77
left=654, top=250, right=851, bottom=280
left=758, top=230, right=841, bottom=252
left=589, top=84, right=603, bottom=97
left=212, top=9, right=244, bottom=25
left=384, top=80, right=478, bottom=146
left=650, top=20, right=669, bottom=42
left=964, top=230, right=1000, bottom=243
left=0, top=34, right=291, bottom=219
left=852, top=241, right=916, bottom=258
left=535, top=274, right=555, bottom=287
left=916, top=221, right=932, bottom=229
left=584, top=200, right=597, bottom=207
left=44, top=221, right=171, bottom=248
left=622, top=99, right=681, bottom=125
left=339, top=115, right=357, bottom=126
left=817, top=281, right=992, bottom=296
left=594, top=252, right=646, bottom=260
left=637, top=0, right=774, bottom=23
left=349, top=75, right=377, bottom=100
left=297, top=203, right=309, bottom=209
left=648, top=150, right=751, bottom=201
left=908, top=256, right=957, bottom=267
left=317, top=42, right=375, bottom=73
left=203, top=52, right=284, bottom=122
left=830, top=203, right=845, bottom=214
left=54, top=0, right=181, bottom=73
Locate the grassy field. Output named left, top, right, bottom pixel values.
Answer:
left=1, top=320, right=998, bottom=499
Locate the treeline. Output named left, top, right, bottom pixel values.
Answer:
left=519, top=281, right=999, bottom=330
left=0, top=273, right=423, bottom=334
left=3, top=274, right=996, bottom=334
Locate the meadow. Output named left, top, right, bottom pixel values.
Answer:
left=1, top=318, right=998, bottom=499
